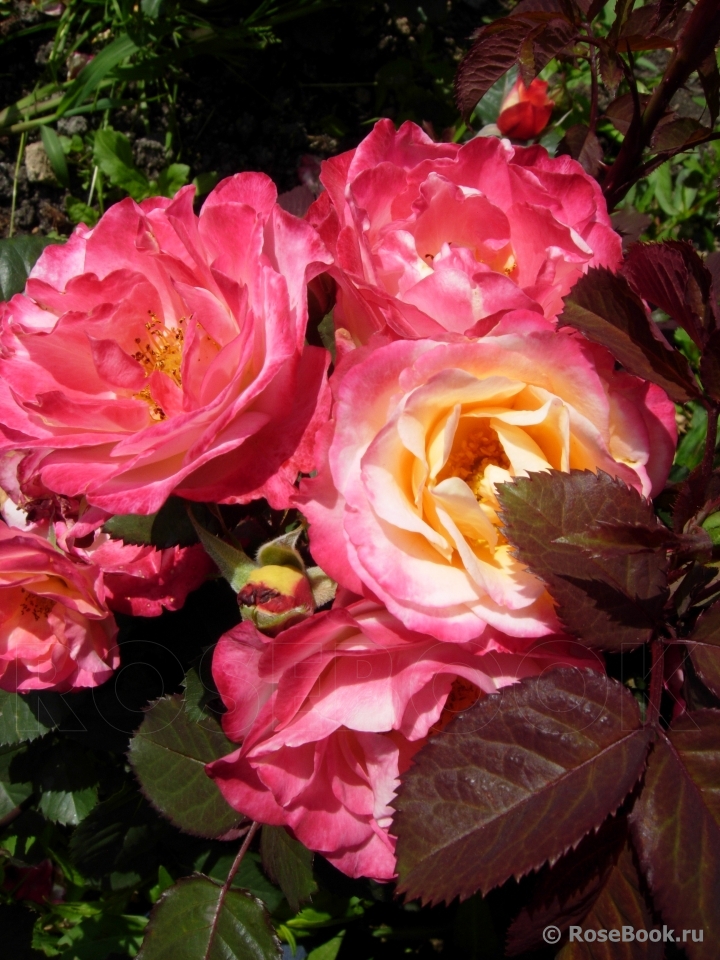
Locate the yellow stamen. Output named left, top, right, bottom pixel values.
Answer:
left=132, top=313, right=185, bottom=421
left=441, top=421, right=510, bottom=500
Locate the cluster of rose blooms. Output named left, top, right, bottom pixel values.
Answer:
left=0, top=119, right=676, bottom=881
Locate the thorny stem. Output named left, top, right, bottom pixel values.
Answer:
left=602, top=0, right=720, bottom=209
left=225, top=820, right=259, bottom=891
left=647, top=638, right=665, bottom=728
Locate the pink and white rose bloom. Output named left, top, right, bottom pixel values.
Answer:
left=0, top=524, right=118, bottom=692
left=206, top=596, right=600, bottom=880
left=308, top=119, right=621, bottom=343
left=297, top=314, right=676, bottom=643
left=0, top=173, right=331, bottom=515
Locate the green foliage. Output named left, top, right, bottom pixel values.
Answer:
left=93, top=129, right=189, bottom=201
left=260, top=826, right=317, bottom=913
left=128, top=695, right=242, bottom=839
left=0, top=690, right=69, bottom=746
left=137, top=876, right=281, bottom=960
left=0, top=744, right=33, bottom=819
left=0, top=236, right=62, bottom=301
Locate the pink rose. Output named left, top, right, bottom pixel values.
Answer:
left=206, top=596, right=599, bottom=880
left=0, top=524, right=118, bottom=692
left=296, top=314, right=676, bottom=643
left=0, top=174, right=332, bottom=515
left=497, top=77, right=554, bottom=140
left=57, top=515, right=214, bottom=618
left=308, top=119, right=621, bottom=342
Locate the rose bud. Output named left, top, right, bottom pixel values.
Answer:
left=497, top=77, right=554, bottom=140
left=237, top=564, right=314, bottom=635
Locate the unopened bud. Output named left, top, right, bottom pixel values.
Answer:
left=237, top=565, right=314, bottom=635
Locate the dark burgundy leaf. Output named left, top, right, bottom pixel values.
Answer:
left=700, top=329, right=720, bottom=402
left=455, top=19, right=534, bottom=118
left=605, top=93, right=649, bottom=135
left=586, top=0, right=608, bottom=18
left=698, top=53, right=720, bottom=125
left=687, top=601, right=720, bottom=699
left=555, top=839, right=662, bottom=959
left=559, top=267, right=701, bottom=403
left=652, top=117, right=711, bottom=152
left=498, top=470, right=669, bottom=650
left=611, top=209, right=652, bottom=251
left=619, top=3, right=690, bottom=49
left=557, top=520, right=677, bottom=555
left=506, top=815, right=628, bottom=954
left=557, top=125, right=603, bottom=176
left=629, top=713, right=720, bottom=960
left=394, top=668, right=651, bottom=905
left=622, top=240, right=717, bottom=347
left=598, top=41, right=623, bottom=97
left=532, top=17, right=577, bottom=73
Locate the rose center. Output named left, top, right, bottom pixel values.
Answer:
left=133, top=315, right=185, bottom=421
left=19, top=588, right=55, bottom=622
left=441, top=421, right=510, bottom=499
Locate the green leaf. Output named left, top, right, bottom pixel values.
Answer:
left=0, top=689, right=69, bottom=745
left=93, top=129, right=151, bottom=202
left=317, top=312, right=336, bottom=361
left=629, top=711, right=720, bottom=959
left=0, top=235, right=62, bottom=301
left=0, top=744, right=32, bottom=819
left=39, top=126, right=70, bottom=189
left=183, top=662, right=218, bottom=723
left=260, top=826, right=317, bottom=913
left=256, top=529, right=304, bottom=571
left=193, top=172, right=219, bottom=197
left=69, top=784, right=158, bottom=879
left=157, top=163, right=190, bottom=198
left=497, top=470, right=669, bottom=650
left=141, top=0, right=164, bottom=16
left=196, top=850, right=284, bottom=913
left=103, top=497, right=204, bottom=548
left=559, top=267, right=701, bottom=403
left=36, top=740, right=99, bottom=826
left=136, top=875, right=281, bottom=960
left=128, top=694, right=242, bottom=838
left=189, top=512, right=255, bottom=593
left=103, top=512, right=156, bottom=546
left=65, top=195, right=100, bottom=228
left=308, top=933, right=345, bottom=960
left=394, top=668, right=651, bottom=905
left=51, top=912, right=148, bottom=960
left=306, top=567, right=337, bottom=609
left=57, top=34, right=139, bottom=116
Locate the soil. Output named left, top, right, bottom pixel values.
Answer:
left=0, top=0, right=502, bottom=237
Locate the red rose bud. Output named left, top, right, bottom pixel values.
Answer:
left=237, top=565, right=314, bottom=635
left=497, top=77, right=554, bottom=140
